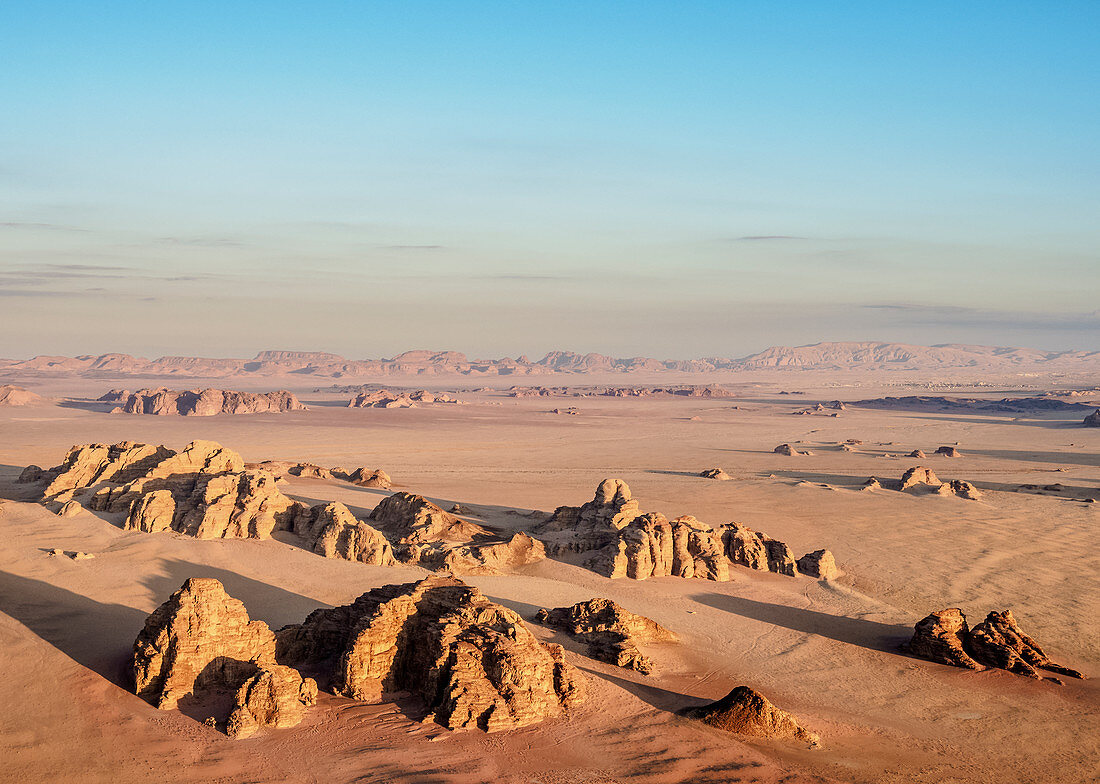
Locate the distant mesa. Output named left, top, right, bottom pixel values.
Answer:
left=1084, top=409, right=1100, bottom=427
left=906, top=608, right=1084, bottom=684
left=6, top=342, right=1100, bottom=381
left=852, top=395, right=1097, bottom=414
left=104, top=388, right=304, bottom=416
left=535, top=597, right=678, bottom=675
left=536, top=479, right=832, bottom=582
left=678, top=686, right=820, bottom=746
left=0, top=384, right=44, bottom=406
left=24, top=441, right=541, bottom=575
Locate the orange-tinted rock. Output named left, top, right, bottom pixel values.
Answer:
left=535, top=598, right=677, bottom=674
left=908, top=609, right=983, bottom=670
left=679, top=686, right=820, bottom=746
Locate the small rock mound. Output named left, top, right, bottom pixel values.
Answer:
left=276, top=575, right=584, bottom=731
left=0, top=384, right=45, bottom=406
left=132, top=578, right=317, bottom=737
left=861, top=477, right=882, bottom=491
left=907, top=608, right=1084, bottom=683
left=900, top=466, right=941, bottom=491
left=699, top=468, right=730, bottom=480
left=946, top=479, right=982, bottom=500
left=1084, top=409, right=1100, bottom=427
left=679, top=686, right=820, bottom=746
left=774, top=443, right=797, bottom=456
left=908, top=449, right=926, bottom=459
left=935, top=446, right=962, bottom=457
left=535, top=598, right=678, bottom=675
left=348, top=467, right=392, bottom=488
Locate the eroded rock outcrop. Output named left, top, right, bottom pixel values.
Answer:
left=679, top=686, right=820, bottom=746
left=900, top=466, right=941, bottom=491
left=347, top=389, right=463, bottom=409
left=1083, top=409, right=1100, bottom=427
left=700, top=468, right=731, bottom=480
left=535, top=598, right=677, bottom=674
left=907, top=608, right=1084, bottom=683
left=935, top=446, right=962, bottom=457
left=796, top=549, right=838, bottom=580
left=276, top=575, right=584, bottom=731
left=299, top=502, right=397, bottom=565
left=132, top=578, right=317, bottom=738
left=0, top=384, right=44, bottom=406
left=110, top=388, right=305, bottom=416
left=347, top=467, right=392, bottom=488
left=537, top=480, right=828, bottom=582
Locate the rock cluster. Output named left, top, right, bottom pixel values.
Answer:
left=898, top=467, right=982, bottom=499
left=534, top=598, right=677, bottom=674
left=537, top=480, right=832, bottom=582
left=907, top=608, right=1084, bottom=683
left=347, top=389, right=463, bottom=408
left=276, top=575, right=585, bottom=731
left=106, top=388, right=305, bottom=416
left=132, top=578, right=317, bottom=738
left=26, top=441, right=543, bottom=577
left=679, top=686, right=820, bottom=746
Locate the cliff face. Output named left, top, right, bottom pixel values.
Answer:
left=106, top=388, right=305, bottom=415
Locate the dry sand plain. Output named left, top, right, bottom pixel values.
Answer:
left=1, top=378, right=1097, bottom=784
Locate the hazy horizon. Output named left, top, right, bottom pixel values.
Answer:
left=2, top=3, right=1098, bottom=358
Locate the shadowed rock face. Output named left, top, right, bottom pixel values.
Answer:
left=302, top=502, right=396, bottom=566
left=276, top=575, right=585, bottom=731
left=132, top=578, right=317, bottom=738
left=935, top=446, right=962, bottom=457
left=796, top=549, right=838, bottom=580
left=679, top=686, right=820, bottom=746
left=347, top=467, right=392, bottom=488
left=535, top=598, right=677, bottom=675
left=537, top=480, right=829, bottom=582
left=699, top=468, right=730, bottom=480
left=908, top=608, right=1085, bottom=683
left=1083, top=409, right=1100, bottom=427
left=109, top=388, right=305, bottom=416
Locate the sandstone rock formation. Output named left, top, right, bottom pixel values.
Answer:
left=900, top=466, right=941, bottom=491
left=347, top=467, right=391, bottom=488
left=534, top=598, right=677, bottom=674
left=796, top=549, right=838, bottom=580
left=0, top=384, right=44, bottom=406
left=861, top=477, right=882, bottom=491
left=347, top=389, right=463, bottom=408
left=297, top=502, right=397, bottom=565
left=276, top=575, right=584, bottom=731
left=907, top=608, right=1084, bottom=683
left=57, top=500, right=83, bottom=517
left=935, top=446, right=962, bottom=457
left=679, top=686, right=820, bottom=746
left=109, top=388, right=305, bottom=416
left=1083, top=409, right=1100, bottom=427
left=537, top=480, right=827, bottom=582
left=367, top=492, right=544, bottom=574
left=945, top=480, right=982, bottom=500
left=288, top=463, right=333, bottom=480
left=774, top=443, right=798, bottom=456
left=908, top=449, right=927, bottom=458
left=699, top=468, right=731, bottom=480
left=132, top=578, right=317, bottom=737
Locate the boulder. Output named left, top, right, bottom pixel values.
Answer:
left=679, top=686, right=820, bottom=746
left=17, top=464, right=44, bottom=483
left=774, top=444, right=797, bottom=456
left=113, top=388, right=305, bottom=416
left=796, top=549, right=838, bottom=580
left=946, top=480, right=983, bottom=500
left=535, top=598, right=677, bottom=674
left=699, top=468, right=731, bottom=480
left=276, top=575, right=584, bottom=731
left=131, top=578, right=316, bottom=737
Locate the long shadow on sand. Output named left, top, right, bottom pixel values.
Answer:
left=691, top=592, right=912, bottom=654
left=0, top=562, right=329, bottom=690
left=577, top=665, right=698, bottom=712
left=766, top=469, right=1099, bottom=498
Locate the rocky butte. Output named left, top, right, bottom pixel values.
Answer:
left=536, top=479, right=836, bottom=581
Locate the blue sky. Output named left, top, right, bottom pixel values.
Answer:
left=1, top=2, right=1097, bottom=358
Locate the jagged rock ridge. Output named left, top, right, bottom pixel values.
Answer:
left=907, top=608, right=1085, bottom=683
left=537, top=479, right=832, bottom=582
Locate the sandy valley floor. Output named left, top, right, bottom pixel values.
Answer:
left=1, top=380, right=1097, bottom=784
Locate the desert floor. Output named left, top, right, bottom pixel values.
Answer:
left=1, top=378, right=1097, bottom=784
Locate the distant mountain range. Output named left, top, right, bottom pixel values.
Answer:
left=1, top=342, right=1098, bottom=379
